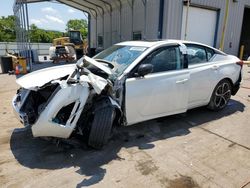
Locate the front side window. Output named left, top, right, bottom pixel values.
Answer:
left=142, top=46, right=183, bottom=73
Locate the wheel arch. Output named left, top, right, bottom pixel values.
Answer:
left=222, top=77, right=239, bottom=95
left=94, top=96, right=122, bottom=127
left=207, top=77, right=233, bottom=110
left=208, top=77, right=233, bottom=103
left=223, top=77, right=234, bottom=89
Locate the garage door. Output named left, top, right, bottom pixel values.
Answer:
left=181, top=6, right=217, bottom=46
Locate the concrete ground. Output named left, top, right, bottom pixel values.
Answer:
left=0, top=64, right=250, bottom=188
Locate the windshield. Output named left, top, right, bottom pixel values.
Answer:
left=93, top=45, right=147, bottom=77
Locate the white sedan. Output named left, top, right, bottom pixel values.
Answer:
left=12, top=40, right=243, bottom=148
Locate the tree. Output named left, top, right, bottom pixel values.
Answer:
left=29, top=24, right=63, bottom=43
left=0, top=16, right=16, bottom=42
left=0, top=16, right=88, bottom=43
left=66, top=19, right=88, bottom=39
left=0, top=16, right=63, bottom=43
left=29, top=24, right=42, bottom=42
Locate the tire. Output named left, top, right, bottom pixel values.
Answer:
left=208, top=79, right=232, bottom=111
left=88, top=107, right=115, bottom=149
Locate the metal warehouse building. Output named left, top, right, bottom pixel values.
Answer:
left=15, top=0, right=250, bottom=59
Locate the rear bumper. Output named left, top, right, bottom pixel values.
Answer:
left=232, top=73, right=242, bottom=96
left=232, top=84, right=240, bottom=95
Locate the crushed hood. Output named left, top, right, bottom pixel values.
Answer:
left=16, top=56, right=113, bottom=91
left=82, top=56, right=113, bottom=75
left=16, top=64, right=76, bottom=90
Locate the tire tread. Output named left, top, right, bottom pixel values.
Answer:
left=88, top=107, right=114, bottom=149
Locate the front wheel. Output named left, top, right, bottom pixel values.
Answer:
left=208, top=79, right=232, bottom=111
left=88, top=107, right=116, bottom=149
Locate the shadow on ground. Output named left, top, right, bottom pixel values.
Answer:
left=10, top=99, right=245, bottom=187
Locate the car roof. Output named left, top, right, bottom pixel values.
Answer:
left=116, top=40, right=180, bottom=47
left=115, top=40, right=225, bottom=54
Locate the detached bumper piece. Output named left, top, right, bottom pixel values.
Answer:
left=12, top=89, right=33, bottom=126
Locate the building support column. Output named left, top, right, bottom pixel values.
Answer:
left=158, top=0, right=164, bottom=39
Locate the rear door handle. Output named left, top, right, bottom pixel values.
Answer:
left=176, top=78, right=189, bottom=84
left=211, top=65, right=220, bottom=70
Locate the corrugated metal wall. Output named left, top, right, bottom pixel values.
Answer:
left=89, top=0, right=250, bottom=56
left=121, top=2, right=133, bottom=41
left=162, top=0, right=250, bottom=55
left=0, top=42, right=51, bottom=56
left=163, top=0, right=183, bottom=40
left=146, top=0, right=160, bottom=39
left=133, top=0, right=144, bottom=35
left=90, top=0, right=160, bottom=49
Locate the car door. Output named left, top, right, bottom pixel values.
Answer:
left=185, top=44, right=217, bottom=109
left=125, top=45, right=190, bottom=125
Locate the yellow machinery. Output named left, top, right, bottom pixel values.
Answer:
left=51, top=30, right=85, bottom=62
left=6, top=50, right=28, bottom=74
left=68, top=30, right=85, bottom=59
left=14, top=57, right=27, bottom=74
left=52, top=36, right=71, bottom=46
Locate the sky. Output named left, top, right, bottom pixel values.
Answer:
left=0, top=0, right=88, bottom=31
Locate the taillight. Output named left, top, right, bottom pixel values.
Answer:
left=236, top=61, right=243, bottom=67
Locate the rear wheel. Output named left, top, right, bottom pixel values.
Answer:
left=208, top=79, right=232, bottom=111
left=88, top=107, right=115, bottom=149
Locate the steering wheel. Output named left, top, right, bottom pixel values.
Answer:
left=95, top=59, right=114, bottom=69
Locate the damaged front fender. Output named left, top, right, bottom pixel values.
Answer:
left=13, top=55, right=123, bottom=140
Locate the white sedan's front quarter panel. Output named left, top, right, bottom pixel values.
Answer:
left=32, top=83, right=89, bottom=138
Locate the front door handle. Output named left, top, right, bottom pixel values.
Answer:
left=176, top=78, right=189, bottom=84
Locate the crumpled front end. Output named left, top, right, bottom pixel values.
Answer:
left=12, top=88, right=32, bottom=126
left=31, top=83, right=90, bottom=138
left=13, top=70, right=112, bottom=139
left=12, top=80, right=90, bottom=138
left=12, top=56, right=123, bottom=140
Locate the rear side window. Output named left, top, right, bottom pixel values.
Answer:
left=186, top=44, right=207, bottom=65
left=185, top=44, right=216, bottom=65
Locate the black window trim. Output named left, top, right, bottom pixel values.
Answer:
left=205, top=47, right=216, bottom=61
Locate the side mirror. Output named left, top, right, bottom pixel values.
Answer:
left=137, top=64, right=153, bottom=77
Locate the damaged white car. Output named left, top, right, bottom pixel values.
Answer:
left=12, top=40, right=243, bottom=148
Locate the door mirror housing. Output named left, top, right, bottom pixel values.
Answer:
left=137, top=64, right=153, bottom=77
